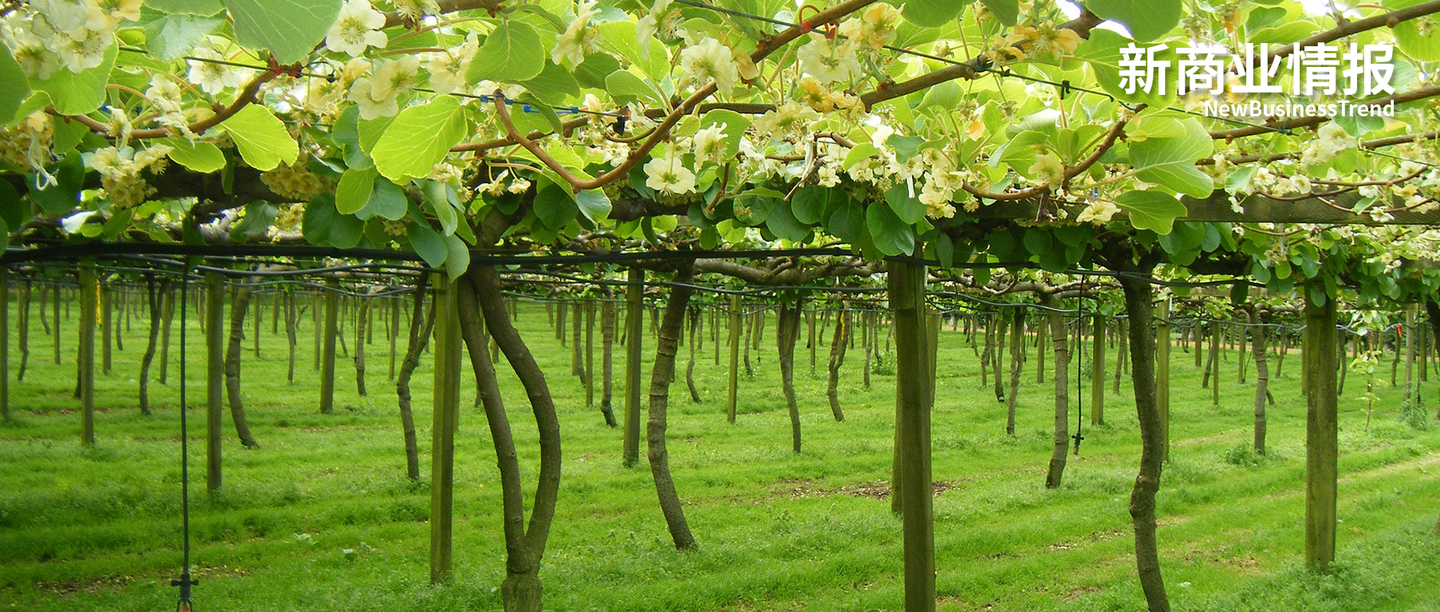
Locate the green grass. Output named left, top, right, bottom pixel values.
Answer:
left=2, top=295, right=1440, bottom=612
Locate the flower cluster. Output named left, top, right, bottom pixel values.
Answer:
left=86, top=145, right=172, bottom=210
left=1, top=0, right=142, bottom=80
left=261, top=160, right=332, bottom=201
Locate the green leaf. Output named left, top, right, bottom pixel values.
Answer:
left=371, top=97, right=468, bottom=182
left=230, top=202, right=277, bottom=241
left=604, top=70, right=661, bottom=106
left=302, top=194, right=363, bottom=248
left=903, top=0, right=971, bottom=27
left=1115, top=190, right=1187, bottom=235
left=1229, top=282, right=1249, bottom=305
left=443, top=234, right=469, bottom=281
left=422, top=180, right=459, bottom=235
left=335, top=166, right=378, bottom=215
left=825, top=200, right=864, bottom=243
left=698, top=109, right=751, bottom=160
left=934, top=233, right=955, bottom=268
left=163, top=138, right=226, bottom=172
left=1394, top=18, right=1440, bottom=61
left=220, top=105, right=299, bottom=170
left=466, top=22, right=545, bottom=83
left=0, top=43, right=31, bottom=125
left=866, top=204, right=915, bottom=257
left=1088, top=0, right=1181, bottom=42
left=1128, top=118, right=1214, bottom=198
left=147, top=0, right=224, bottom=15
left=792, top=185, right=843, bottom=225
left=407, top=221, right=447, bottom=268
left=575, top=189, right=611, bottom=224
left=978, top=0, right=1017, bottom=26
left=884, top=183, right=925, bottom=224
left=534, top=182, right=578, bottom=229
left=574, top=53, right=621, bottom=89
left=26, top=154, right=84, bottom=214
left=765, top=201, right=810, bottom=242
left=223, top=0, right=341, bottom=64
left=356, top=114, right=394, bottom=155
left=30, top=43, right=117, bottom=115
left=144, top=13, right=223, bottom=60
left=520, top=61, right=580, bottom=106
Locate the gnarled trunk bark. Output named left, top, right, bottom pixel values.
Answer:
left=647, top=265, right=698, bottom=549
left=1006, top=309, right=1024, bottom=435
left=685, top=308, right=701, bottom=404
left=395, top=277, right=432, bottom=481
left=777, top=300, right=804, bottom=453
left=139, top=276, right=167, bottom=415
left=1249, top=308, right=1269, bottom=454
left=825, top=308, right=849, bottom=422
left=225, top=279, right=260, bottom=449
left=1042, top=296, right=1070, bottom=489
left=462, top=263, right=561, bottom=612
left=1117, top=267, right=1170, bottom=612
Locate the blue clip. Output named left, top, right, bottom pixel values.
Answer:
left=521, top=104, right=537, bottom=113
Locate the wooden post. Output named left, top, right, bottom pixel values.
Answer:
left=1404, top=305, right=1417, bottom=402
left=726, top=294, right=741, bottom=424
left=623, top=268, right=643, bottom=467
left=53, top=283, right=61, bottom=365
left=100, top=284, right=112, bottom=375
left=205, top=272, right=224, bottom=492
left=1305, top=293, right=1338, bottom=572
left=320, top=282, right=339, bottom=414
left=430, top=274, right=459, bottom=584
left=1156, top=300, right=1171, bottom=462
left=0, top=268, right=8, bottom=420
left=1091, top=315, right=1105, bottom=426
left=78, top=269, right=97, bottom=446
left=889, top=260, right=934, bottom=612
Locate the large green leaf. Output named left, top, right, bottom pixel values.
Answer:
left=220, top=105, right=299, bottom=170
left=1127, top=118, right=1213, bottom=198
left=765, top=201, right=810, bottom=242
left=902, top=0, right=971, bottom=27
left=575, top=189, right=611, bottom=224
left=443, top=234, right=470, bottom=281
left=519, top=61, right=579, bottom=106
left=978, top=0, right=1017, bottom=26
left=1088, top=0, right=1181, bottom=42
left=223, top=0, right=341, bottom=64
left=144, top=13, right=224, bottom=61
left=30, top=43, right=117, bottom=115
left=534, top=182, right=578, bottom=229
left=466, top=22, right=545, bottom=84
left=866, top=203, right=915, bottom=257
left=335, top=166, right=377, bottom=215
left=148, top=0, right=224, bottom=15
left=163, top=138, right=226, bottom=172
left=1115, top=190, right=1187, bottom=235
left=359, top=177, right=406, bottom=221
left=371, top=97, right=469, bottom=182
left=302, top=194, right=363, bottom=248
left=884, top=183, right=925, bottom=224
left=0, top=43, right=31, bottom=125
left=407, top=221, right=447, bottom=268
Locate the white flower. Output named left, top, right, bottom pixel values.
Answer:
left=54, top=25, right=112, bottom=73
left=188, top=43, right=247, bottom=95
left=392, top=0, right=438, bottom=21
left=552, top=0, right=600, bottom=65
left=1029, top=154, right=1065, bottom=188
left=347, top=79, right=396, bottom=119
left=636, top=0, right=672, bottom=58
left=1075, top=199, right=1120, bottom=224
left=87, top=0, right=142, bottom=30
left=679, top=37, right=741, bottom=94
left=325, top=0, right=387, bottom=57
left=693, top=124, right=729, bottom=162
left=796, top=33, right=861, bottom=84
left=644, top=151, right=697, bottom=195
left=426, top=36, right=477, bottom=95
left=368, top=55, right=420, bottom=104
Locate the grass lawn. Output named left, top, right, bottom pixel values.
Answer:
left=2, top=293, right=1439, bottom=611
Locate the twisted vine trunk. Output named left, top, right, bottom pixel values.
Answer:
left=1042, top=296, right=1070, bottom=489
left=355, top=294, right=369, bottom=397
left=1006, top=309, right=1025, bottom=436
left=600, top=299, right=617, bottom=427
left=685, top=308, right=701, bottom=404
left=285, top=291, right=297, bottom=383
left=17, top=280, right=28, bottom=382
left=395, top=277, right=432, bottom=481
left=647, top=265, right=697, bottom=549
left=825, top=308, right=849, bottom=422
left=225, top=280, right=260, bottom=449
left=1117, top=268, right=1170, bottom=612
left=138, top=276, right=167, bottom=415
left=778, top=300, right=804, bottom=453
left=462, top=263, right=561, bottom=612
left=1428, top=300, right=1440, bottom=421
left=1249, top=308, right=1269, bottom=454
